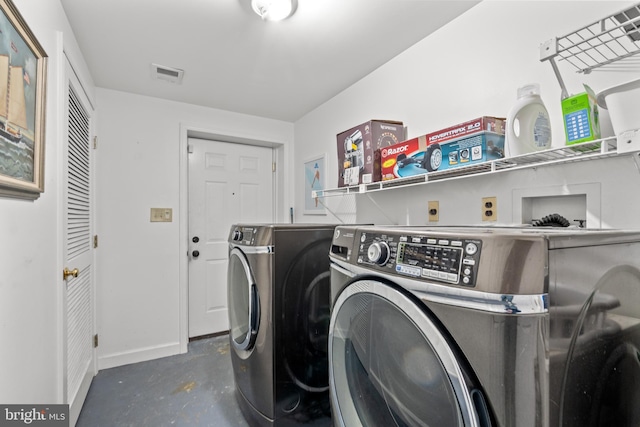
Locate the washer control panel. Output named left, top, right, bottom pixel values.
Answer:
left=356, top=231, right=482, bottom=288
left=229, top=226, right=255, bottom=245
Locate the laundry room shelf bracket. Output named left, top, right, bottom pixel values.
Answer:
left=362, top=193, right=397, bottom=224
left=312, top=191, right=359, bottom=224
left=314, top=190, right=397, bottom=224
left=539, top=2, right=640, bottom=98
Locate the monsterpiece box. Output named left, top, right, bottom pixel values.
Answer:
left=337, top=120, right=404, bottom=187
left=381, top=117, right=505, bottom=181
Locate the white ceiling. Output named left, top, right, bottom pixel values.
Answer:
left=60, top=0, right=480, bottom=122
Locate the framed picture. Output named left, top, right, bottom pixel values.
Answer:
left=303, top=154, right=326, bottom=215
left=0, top=0, right=47, bottom=200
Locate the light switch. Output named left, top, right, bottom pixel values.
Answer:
left=150, top=208, right=173, bottom=222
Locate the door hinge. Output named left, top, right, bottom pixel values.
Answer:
left=272, top=162, right=276, bottom=172
left=93, top=235, right=98, bottom=248
left=93, top=136, right=98, bottom=149
left=93, top=334, right=99, bottom=348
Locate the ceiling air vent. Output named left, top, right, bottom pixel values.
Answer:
left=151, top=63, right=184, bottom=84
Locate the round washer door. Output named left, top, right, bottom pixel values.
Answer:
left=228, top=247, right=260, bottom=354
left=329, top=278, right=483, bottom=427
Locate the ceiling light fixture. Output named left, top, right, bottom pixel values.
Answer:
left=251, top=0, right=295, bottom=21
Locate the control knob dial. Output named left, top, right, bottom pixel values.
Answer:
left=465, top=242, right=478, bottom=255
left=367, top=241, right=390, bottom=265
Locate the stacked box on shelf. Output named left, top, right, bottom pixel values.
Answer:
left=337, top=120, right=404, bottom=187
left=381, top=116, right=506, bottom=181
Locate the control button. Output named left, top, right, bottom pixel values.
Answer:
left=412, top=237, right=421, bottom=243
left=464, top=268, right=472, bottom=276
left=438, top=240, right=450, bottom=246
left=448, top=273, right=458, bottom=282
left=451, top=241, right=463, bottom=247
left=396, top=264, right=421, bottom=277
left=463, top=277, right=471, bottom=284
left=361, top=233, right=367, bottom=242
left=465, top=242, right=478, bottom=255
left=463, top=259, right=476, bottom=265
left=233, top=230, right=243, bottom=241
left=438, top=271, right=448, bottom=280
left=367, top=242, right=390, bottom=265
left=427, top=238, right=437, bottom=244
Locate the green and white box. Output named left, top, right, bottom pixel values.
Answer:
left=562, top=85, right=600, bottom=145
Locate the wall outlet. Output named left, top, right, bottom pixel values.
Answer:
left=482, top=197, right=497, bottom=221
left=428, top=201, right=439, bottom=222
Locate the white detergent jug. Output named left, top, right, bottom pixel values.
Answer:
left=506, top=84, right=552, bottom=157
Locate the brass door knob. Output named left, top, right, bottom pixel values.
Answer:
left=63, top=267, right=79, bottom=280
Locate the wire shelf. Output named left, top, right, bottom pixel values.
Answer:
left=542, top=3, right=640, bottom=74
left=317, top=137, right=623, bottom=198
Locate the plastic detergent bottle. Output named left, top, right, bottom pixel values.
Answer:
left=506, top=84, right=552, bottom=156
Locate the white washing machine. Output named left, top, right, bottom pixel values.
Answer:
left=328, top=225, right=640, bottom=427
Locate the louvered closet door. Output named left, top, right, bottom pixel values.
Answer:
left=63, top=61, right=95, bottom=427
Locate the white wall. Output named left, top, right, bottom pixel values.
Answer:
left=94, top=88, right=294, bottom=368
left=294, top=1, right=640, bottom=228
left=0, top=0, right=94, bottom=403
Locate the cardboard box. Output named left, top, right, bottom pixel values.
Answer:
left=562, top=85, right=601, bottom=145
left=337, top=120, right=404, bottom=187
left=381, top=117, right=505, bottom=181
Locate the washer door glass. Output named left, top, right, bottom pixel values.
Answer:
left=330, top=279, right=478, bottom=427
left=228, top=248, right=260, bottom=352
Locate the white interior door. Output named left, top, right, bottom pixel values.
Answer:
left=188, top=138, right=273, bottom=338
left=63, top=60, right=96, bottom=426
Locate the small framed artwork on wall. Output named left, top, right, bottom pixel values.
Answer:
left=303, top=154, right=326, bottom=215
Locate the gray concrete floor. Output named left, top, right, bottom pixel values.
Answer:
left=77, top=334, right=250, bottom=427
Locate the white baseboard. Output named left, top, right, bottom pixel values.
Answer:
left=97, top=342, right=184, bottom=370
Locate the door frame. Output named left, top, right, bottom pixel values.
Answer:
left=178, top=123, right=287, bottom=352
